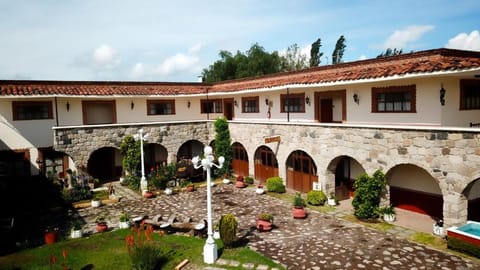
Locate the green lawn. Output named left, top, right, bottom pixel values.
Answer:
left=0, top=229, right=284, bottom=269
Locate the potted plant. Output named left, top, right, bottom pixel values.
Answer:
left=378, top=205, right=396, bottom=223
left=164, top=187, right=173, bottom=195
left=222, top=174, right=231, bottom=184
left=119, top=212, right=130, bottom=229
left=143, top=190, right=154, bottom=198
left=256, top=213, right=273, bottom=232
left=292, top=192, right=307, bottom=219
left=255, top=184, right=265, bottom=195
left=91, top=197, right=101, bottom=208
left=186, top=182, right=195, bottom=192
left=433, top=219, right=444, bottom=236
left=95, top=216, right=108, bottom=233
left=327, top=192, right=336, bottom=206
left=70, top=220, right=83, bottom=239
left=44, top=226, right=59, bottom=244
left=213, top=222, right=221, bottom=239
left=245, top=176, right=254, bottom=185
left=235, top=175, right=246, bottom=188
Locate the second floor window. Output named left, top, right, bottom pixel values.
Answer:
left=201, top=99, right=222, bottom=113
left=372, top=85, right=416, bottom=113
left=460, top=79, right=480, bottom=110
left=281, top=93, right=305, bottom=113
left=12, top=101, right=53, bottom=120
left=242, top=96, right=259, bottom=113
left=147, top=100, right=175, bottom=115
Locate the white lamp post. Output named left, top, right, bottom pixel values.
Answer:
left=133, top=128, right=149, bottom=194
left=192, top=145, right=224, bottom=264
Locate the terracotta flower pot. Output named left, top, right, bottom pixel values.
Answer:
left=44, top=232, right=57, bottom=244
left=292, top=207, right=307, bottom=219
left=236, top=181, right=246, bottom=188
left=143, top=191, right=153, bottom=198
left=186, top=185, right=194, bottom=192
left=256, top=219, right=273, bottom=232
left=96, top=222, right=108, bottom=233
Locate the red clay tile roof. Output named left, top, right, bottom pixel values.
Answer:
left=1, top=48, right=480, bottom=97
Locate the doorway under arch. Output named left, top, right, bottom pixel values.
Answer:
left=463, top=178, right=480, bottom=222
left=177, top=140, right=204, bottom=161
left=388, top=164, right=443, bottom=219
left=87, top=147, right=122, bottom=183
left=254, top=146, right=278, bottom=183
left=232, top=142, right=249, bottom=177
left=286, top=150, right=317, bottom=193
left=144, top=143, right=168, bottom=170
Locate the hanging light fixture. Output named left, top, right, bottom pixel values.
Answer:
left=130, top=101, right=135, bottom=110
left=440, top=84, right=446, bottom=106
left=353, top=94, right=359, bottom=105
left=66, top=101, right=70, bottom=111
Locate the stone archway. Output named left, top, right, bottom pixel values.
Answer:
left=285, top=150, right=317, bottom=193
left=254, top=146, right=278, bottom=183
left=387, top=164, right=443, bottom=219
left=144, top=143, right=168, bottom=170
left=326, top=155, right=365, bottom=200
left=87, top=147, right=122, bottom=183
left=462, top=178, right=480, bottom=222
left=177, top=140, right=204, bottom=161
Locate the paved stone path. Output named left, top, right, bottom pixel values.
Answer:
left=75, top=182, right=479, bottom=269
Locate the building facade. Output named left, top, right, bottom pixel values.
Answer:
left=1, top=48, right=479, bottom=227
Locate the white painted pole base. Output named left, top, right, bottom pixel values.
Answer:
left=203, top=239, right=218, bottom=264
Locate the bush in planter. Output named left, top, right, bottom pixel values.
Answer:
left=257, top=213, right=274, bottom=222
left=447, top=237, right=480, bottom=258
left=293, top=192, right=306, bottom=208
left=219, top=214, right=238, bottom=248
left=62, top=185, right=92, bottom=203
left=306, top=190, right=327, bottom=206
left=266, top=177, right=285, bottom=193
left=352, top=169, right=387, bottom=220
left=244, top=176, right=254, bottom=185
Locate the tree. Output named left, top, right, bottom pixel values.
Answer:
left=202, top=43, right=283, bottom=82
left=119, top=135, right=141, bottom=177
left=377, top=48, right=403, bottom=58
left=214, top=117, right=233, bottom=177
left=332, top=35, right=346, bottom=64
left=309, top=38, right=323, bottom=67
left=281, top=43, right=308, bottom=71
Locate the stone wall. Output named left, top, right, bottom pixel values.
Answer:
left=54, top=121, right=480, bottom=227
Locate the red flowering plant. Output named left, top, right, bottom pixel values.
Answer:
left=48, top=248, right=69, bottom=270
left=125, top=223, right=164, bottom=269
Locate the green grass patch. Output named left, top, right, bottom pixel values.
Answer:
left=0, top=229, right=284, bottom=269
left=410, top=232, right=446, bottom=249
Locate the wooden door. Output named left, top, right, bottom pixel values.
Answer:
left=320, top=99, right=333, bottom=122
left=223, top=99, right=234, bottom=120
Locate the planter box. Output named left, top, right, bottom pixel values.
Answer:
left=70, top=229, right=83, bottom=239
left=91, top=200, right=101, bottom=208
left=119, top=221, right=130, bottom=229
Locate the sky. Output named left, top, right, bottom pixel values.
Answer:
left=0, top=0, right=479, bottom=82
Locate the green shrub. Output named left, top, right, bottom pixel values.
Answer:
left=306, top=190, right=327, bottom=206
left=257, top=213, right=273, bottom=222
left=266, top=177, right=285, bottom=193
left=352, top=170, right=386, bottom=220
left=292, top=192, right=306, bottom=207
left=448, top=236, right=480, bottom=258
left=245, top=176, right=254, bottom=184
left=123, top=175, right=140, bottom=190
left=62, top=185, right=92, bottom=203
left=219, top=214, right=238, bottom=248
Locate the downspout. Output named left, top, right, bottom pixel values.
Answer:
left=286, top=88, right=290, bottom=122
left=206, top=87, right=209, bottom=120
left=54, top=96, right=59, bottom=127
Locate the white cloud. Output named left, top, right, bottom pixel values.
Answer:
left=130, top=63, right=146, bottom=79
left=189, top=43, right=203, bottom=54
left=445, top=30, right=480, bottom=51
left=359, top=55, right=367, bottom=60
left=155, top=53, right=200, bottom=76
left=92, top=44, right=120, bottom=69
left=383, top=25, right=435, bottom=49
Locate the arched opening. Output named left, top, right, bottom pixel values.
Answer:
left=254, top=146, right=278, bottom=183
left=177, top=140, right=204, bottom=161
left=463, top=178, right=480, bottom=222
left=232, top=142, right=249, bottom=177
left=144, top=143, right=168, bottom=171
left=388, top=164, right=443, bottom=219
left=333, top=156, right=364, bottom=200
left=87, top=147, right=122, bottom=183
left=285, top=150, right=317, bottom=193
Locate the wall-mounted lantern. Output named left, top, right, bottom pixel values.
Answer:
left=187, top=100, right=191, bottom=108
left=353, top=93, right=359, bottom=105
left=440, top=84, right=446, bottom=106
left=234, top=100, right=238, bottom=107
left=265, top=98, right=269, bottom=106
left=66, top=101, right=70, bottom=111
left=305, top=96, right=310, bottom=106
left=131, top=101, right=135, bottom=110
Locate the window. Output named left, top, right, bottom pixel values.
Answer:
left=242, top=96, right=259, bottom=113
left=460, top=80, right=480, bottom=110
left=82, top=100, right=116, bottom=125
left=201, top=99, right=222, bottom=113
left=147, top=100, right=175, bottom=115
left=280, top=93, right=305, bottom=113
left=372, top=85, right=416, bottom=113
left=12, top=101, right=53, bottom=120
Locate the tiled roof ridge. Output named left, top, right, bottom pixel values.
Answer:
left=1, top=48, right=479, bottom=96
